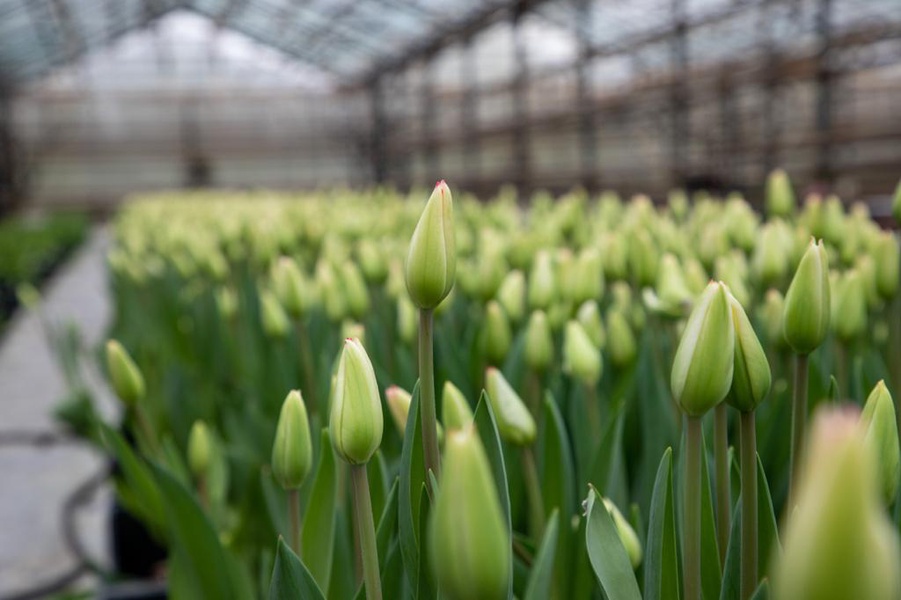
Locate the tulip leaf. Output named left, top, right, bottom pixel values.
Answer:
left=718, top=501, right=742, bottom=600
left=644, top=447, right=681, bottom=600
left=368, top=450, right=388, bottom=527
left=757, top=454, right=781, bottom=577
left=269, top=537, right=326, bottom=600
left=417, top=483, right=436, bottom=600
left=474, top=390, right=513, bottom=600
left=751, top=578, right=770, bottom=600
left=589, top=408, right=628, bottom=508
left=399, top=382, right=427, bottom=591
left=301, top=428, right=338, bottom=595
left=540, top=393, right=576, bottom=596
left=523, top=510, right=560, bottom=600
left=100, top=423, right=165, bottom=537
left=700, top=432, right=723, bottom=600
left=584, top=485, right=642, bottom=600
left=377, top=478, right=399, bottom=565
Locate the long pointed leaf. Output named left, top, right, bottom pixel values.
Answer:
left=301, top=429, right=338, bottom=594
left=585, top=486, right=642, bottom=600
left=269, top=537, right=326, bottom=600
left=524, top=510, right=560, bottom=600
left=644, top=447, right=681, bottom=600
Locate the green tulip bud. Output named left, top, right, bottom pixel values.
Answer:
left=606, top=307, right=637, bottom=369
left=629, top=229, right=658, bottom=287
left=564, top=320, right=602, bottom=386
left=893, top=179, right=901, bottom=224
left=187, top=420, right=212, bottom=478
left=752, top=222, right=789, bottom=286
left=758, top=288, right=786, bottom=348
left=602, top=497, right=643, bottom=569
left=442, top=381, right=474, bottom=431
left=671, top=281, right=735, bottom=417
left=260, top=288, right=290, bottom=339
left=385, top=385, right=413, bottom=436
left=496, top=270, right=526, bottom=323
left=272, top=256, right=307, bottom=319
left=482, top=301, right=512, bottom=366
left=340, top=262, right=370, bottom=320
left=644, top=253, right=692, bottom=318
left=874, top=232, right=899, bottom=300
left=357, top=239, right=388, bottom=284
left=397, top=296, right=417, bottom=345
left=272, top=390, right=313, bottom=490
left=833, top=269, right=867, bottom=343
left=573, top=248, right=604, bottom=304
left=601, top=232, right=629, bottom=281
left=405, top=180, right=456, bottom=309
left=214, top=286, right=238, bottom=322
left=316, top=262, right=347, bottom=323
left=430, top=427, right=511, bottom=600
left=105, top=339, right=146, bottom=406
left=485, top=367, right=536, bottom=446
left=528, top=250, right=556, bottom=310
left=668, top=189, right=689, bottom=221
left=783, top=239, right=831, bottom=355
left=765, top=168, right=796, bottom=218
left=524, top=310, right=554, bottom=373
left=682, top=257, right=709, bottom=296
left=341, top=320, right=366, bottom=348
left=576, top=300, right=606, bottom=349
left=856, top=254, right=880, bottom=310
left=330, top=338, right=384, bottom=464
left=726, top=292, right=771, bottom=412
left=861, top=381, right=900, bottom=506
left=822, top=195, right=845, bottom=245
left=775, top=408, right=901, bottom=600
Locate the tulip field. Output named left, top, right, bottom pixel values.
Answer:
left=71, top=174, right=901, bottom=599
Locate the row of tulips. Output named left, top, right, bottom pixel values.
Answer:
left=66, top=174, right=901, bottom=599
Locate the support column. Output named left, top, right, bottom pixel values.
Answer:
left=511, top=0, right=531, bottom=196
left=460, top=35, right=481, bottom=186
left=574, top=0, right=597, bottom=192
left=369, top=77, right=388, bottom=184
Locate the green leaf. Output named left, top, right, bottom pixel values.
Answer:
left=301, top=428, right=338, bottom=595
left=700, top=432, right=723, bottom=600
left=377, top=479, right=399, bottom=566
left=540, top=393, right=575, bottom=597
left=368, top=451, right=388, bottom=527
left=751, top=578, right=770, bottom=600
left=473, top=390, right=513, bottom=599
left=589, top=408, right=628, bottom=508
left=399, top=382, right=426, bottom=591
left=269, top=537, right=327, bottom=600
left=644, top=448, right=681, bottom=600
left=100, top=423, right=165, bottom=537
left=718, top=501, right=742, bottom=600
left=757, top=454, right=781, bottom=578
left=524, top=510, right=560, bottom=600
left=584, top=486, right=642, bottom=600
left=827, top=375, right=840, bottom=402
left=417, top=484, right=436, bottom=600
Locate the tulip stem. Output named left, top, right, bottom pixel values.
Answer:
left=419, top=309, right=442, bottom=482
left=521, top=447, right=545, bottom=539
left=789, top=353, right=809, bottom=512
left=134, top=404, right=159, bottom=455
left=351, top=465, right=382, bottom=600
left=684, top=415, right=703, bottom=600
left=289, top=488, right=302, bottom=557
left=295, top=320, right=317, bottom=414
left=714, top=402, right=730, bottom=568
left=739, top=410, right=758, bottom=600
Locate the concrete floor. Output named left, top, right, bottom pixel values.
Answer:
left=0, top=228, right=117, bottom=597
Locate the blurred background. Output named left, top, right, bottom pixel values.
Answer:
left=0, top=0, right=899, bottom=216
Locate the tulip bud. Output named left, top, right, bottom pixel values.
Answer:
left=758, top=288, right=786, bottom=348
left=783, top=239, right=830, bottom=355
left=833, top=269, right=867, bottom=343
left=485, top=367, right=536, bottom=446
left=860, top=381, right=900, bottom=506
left=573, top=248, right=604, bottom=304
left=856, top=254, right=880, bottom=309
left=340, top=320, right=366, bottom=348
left=602, top=497, right=643, bottom=569
left=683, top=257, right=708, bottom=296
left=496, top=270, right=526, bottom=323
left=524, top=310, right=554, bottom=373
left=272, top=390, right=313, bottom=490
left=330, top=338, right=384, bottom=464
left=357, top=239, right=388, bottom=284
left=214, top=286, right=238, bottom=322
left=601, top=232, right=629, bottom=281
left=726, top=292, right=771, bottom=412
left=106, top=339, right=145, bottom=406
left=752, top=222, right=789, bottom=286
left=442, top=381, right=474, bottom=431
left=528, top=250, right=556, bottom=310
left=765, top=168, right=796, bottom=218
left=430, top=427, right=511, bottom=600
left=397, top=296, right=417, bottom=345
left=187, top=420, right=212, bottom=478
left=629, top=229, right=658, bottom=287
left=260, top=288, right=290, bottom=338
left=340, top=262, right=370, bottom=320
left=671, top=281, right=735, bottom=417
left=405, top=181, right=456, bottom=309
left=272, top=256, right=307, bottom=319
left=481, top=301, right=512, bottom=366
left=606, top=307, right=637, bottom=369
left=893, top=179, right=901, bottom=224
left=873, top=232, right=899, bottom=300
left=563, top=320, right=603, bottom=386
left=645, top=253, right=692, bottom=318
left=385, top=385, right=413, bottom=436
left=576, top=301, right=606, bottom=349
left=775, top=408, right=901, bottom=600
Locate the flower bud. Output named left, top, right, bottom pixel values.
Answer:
left=106, top=339, right=145, bottom=406
left=187, top=420, right=212, bottom=478
left=573, top=248, right=604, bottom=304
left=758, top=288, right=786, bottom=348
left=357, top=239, right=388, bottom=284
left=833, top=269, right=867, bottom=343
left=752, top=222, right=789, bottom=286
left=563, top=320, right=602, bottom=387
left=775, top=408, right=901, bottom=600
left=670, top=281, right=735, bottom=417
left=726, top=292, right=771, bottom=412
left=405, top=181, right=456, bottom=309
left=644, top=253, right=692, bottom=318
left=606, top=307, right=637, bottom=369
left=683, top=257, right=709, bottom=296
left=271, top=256, right=307, bottom=319
left=215, top=286, right=238, bottom=322
left=485, top=367, right=536, bottom=446
left=397, top=296, right=417, bottom=345
left=783, top=239, right=830, bottom=355
left=481, top=301, right=512, bottom=366
left=524, top=310, right=554, bottom=373
left=861, top=381, right=900, bottom=506
left=528, top=250, right=556, bottom=310
left=430, top=427, right=511, bottom=600
left=272, top=390, right=313, bottom=490
left=629, top=229, right=658, bottom=287
left=873, top=232, right=899, bottom=300
left=602, top=497, right=643, bottom=569
left=856, top=254, right=880, bottom=309
left=385, top=385, right=412, bottom=436
left=765, top=168, right=796, bottom=218
left=329, top=338, right=384, bottom=464
left=576, top=301, right=605, bottom=349
left=496, top=270, right=526, bottom=323
left=601, top=232, right=629, bottom=281
left=442, top=381, right=474, bottom=431
left=260, top=288, right=290, bottom=338
left=340, top=261, right=370, bottom=320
